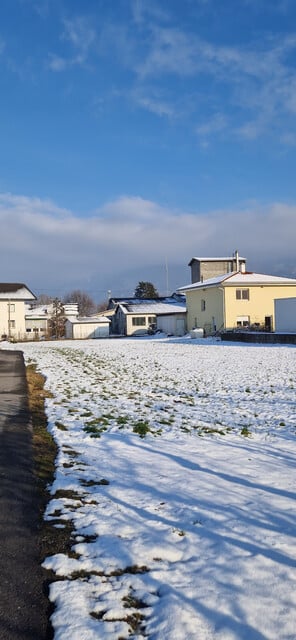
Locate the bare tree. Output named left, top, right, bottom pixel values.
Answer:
left=35, top=294, right=53, bottom=305
left=63, top=290, right=96, bottom=316
left=96, top=300, right=109, bottom=312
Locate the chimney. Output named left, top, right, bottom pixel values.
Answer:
left=234, top=249, right=239, bottom=272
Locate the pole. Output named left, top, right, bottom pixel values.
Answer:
left=165, top=257, right=169, bottom=296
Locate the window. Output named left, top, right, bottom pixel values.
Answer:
left=9, top=320, right=15, bottom=328
left=236, top=316, right=249, bottom=328
left=26, top=328, right=32, bottom=333
left=236, top=289, right=249, bottom=300
left=201, top=299, right=206, bottom=311
left=148, top=316, right=155, bottom=324
left=132, top=317, right=146, bottom=326
left=9, top=303, right=15, bottom=312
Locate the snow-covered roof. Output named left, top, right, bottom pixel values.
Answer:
left=0, top=283, right=36, bottom=300
left=189, top=256, right=246, bottom=263
left=66, top=315, right=111, bottom=325
left=179, top=271, right=296, bottom=292
left=25, top=304, right=53, bottom=317
left=118, top=299, right=186, bottom=315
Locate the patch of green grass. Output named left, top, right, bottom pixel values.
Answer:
left=132, top=420, right=150, bottom=437
left=241, top=426, right=251, bottom=437
left=83, top=423, right=108, bottom=437
left=116, top=415, right=129, bottom=425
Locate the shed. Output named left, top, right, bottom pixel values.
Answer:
left=65, top=316, right=110, bottom=340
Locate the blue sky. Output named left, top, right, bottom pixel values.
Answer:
left=1, top=0, right=296, bottom=299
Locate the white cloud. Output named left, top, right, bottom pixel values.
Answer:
left=48, top=15, right=96, bottom=71
left=130, top=87, right=176, bottom=117
left=196, top=113, right=228, bottom=139
left=131, top=0, right=171, bottom=25
left=132, top=24, right=296, bottom=142
left=0, top=192, right=295, bottom=296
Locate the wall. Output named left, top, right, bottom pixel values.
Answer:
left=157, top=314, right=186, bottom=336
left=274, top=298, right=296, bottom=333
left=126, top=314, right=156, bottom=336
left=185, top=288, right=224, bottom=334
left=190, top=259, right=246, bottom=283
left=25, top=317, right=49, bottom=339
left=72, top=323, right=109, bottom=339
left=224, top=285, right=296, bottom=330
left=0, top=300, right=27, bottom=340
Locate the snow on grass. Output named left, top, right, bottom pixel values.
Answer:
left=20, top=337, right=296, bottom=639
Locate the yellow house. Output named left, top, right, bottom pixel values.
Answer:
left=179, top=272, right=296, bottom=334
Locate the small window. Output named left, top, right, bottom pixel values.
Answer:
left=201, top=299, right=206, bottom=311
left=26, top=328, right=32, bottom=333
left=132, top=317, right=146, bottom=326
left=9, top=320, right=15, bottom=328
left=236, top=289, right=249, bottom=300
left=9, top=303, right=15, bottom=312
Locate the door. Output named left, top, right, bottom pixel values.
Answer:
left=265, top=316, right=273, bottom=332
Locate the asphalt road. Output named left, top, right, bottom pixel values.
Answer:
left=0, top=349, right=49, bottom=640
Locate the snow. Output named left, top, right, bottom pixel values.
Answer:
left=17, top=336, right=296, bottom=639
left=179, top=271, right=296, bottom=291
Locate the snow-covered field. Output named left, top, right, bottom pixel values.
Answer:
left=19, top=337, right=296, bottom=639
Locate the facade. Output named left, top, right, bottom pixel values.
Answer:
left=0, top=283, right=36, bottom=340
left=108, top=295, right=187, bottom=336
left=25, top=303, right=79, bottom=338
left=189, top=252, right=246, bottom=284
left=274, top=298, right=296, bottom=333
left=65, top=316, right=110, bottom=339
left=25, top=304, right=53, bottom=338
left=179, top=272, right=296, bottom=335
left=156, top=314, right=186, bottom=336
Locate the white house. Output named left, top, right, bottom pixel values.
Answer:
left=0, top=283, right=36, bottom=340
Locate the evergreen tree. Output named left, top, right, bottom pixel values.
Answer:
left=134, top=281, right=159, bottom=298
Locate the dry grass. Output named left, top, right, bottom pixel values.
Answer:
left=26, top=363, right=57, bottom=491
left=26, top=364, right=75, bottom=557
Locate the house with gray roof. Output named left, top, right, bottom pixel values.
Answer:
left=108, top=294, right=187, bottom=336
